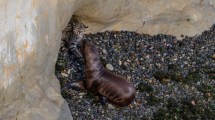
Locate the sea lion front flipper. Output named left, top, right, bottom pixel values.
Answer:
left=99, top=96, right=108, bottom=105
left=73, top=49, right=82, bottom=58
left=63, top=81, right=86, bottom=91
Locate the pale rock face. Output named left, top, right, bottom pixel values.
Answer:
left=75, top=0, right=215, bottom=39
left=0, top=0, right=214, bottom=120
left=0, top=0, right=78, bottom=120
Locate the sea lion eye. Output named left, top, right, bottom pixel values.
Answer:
left=90, top=46, right=97, bottom=53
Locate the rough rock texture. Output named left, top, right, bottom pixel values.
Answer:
left=0, top=0, right=215, bottom=120
left=75, top=0, right=215, bottom=39
left=0, top=0, right=79, bottom=120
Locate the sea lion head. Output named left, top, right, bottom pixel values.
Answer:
left=81, top=40, right=100, bottom=59
left=81, top=40, right=103, bottom=74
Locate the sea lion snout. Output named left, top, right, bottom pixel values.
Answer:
left=81, top=40, right=92, bottom=52
left=81, top=40, right=99, bottom=59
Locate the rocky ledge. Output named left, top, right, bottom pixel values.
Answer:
left=55, top=23, right=214, bottom=119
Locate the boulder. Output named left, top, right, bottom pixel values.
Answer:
left=75, top=0, right=215, bottom=38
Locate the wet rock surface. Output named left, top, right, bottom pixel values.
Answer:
left=55, top=22, right=215, bottom=119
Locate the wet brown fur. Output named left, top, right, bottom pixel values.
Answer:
left=76, top=40, right=136, bottom=107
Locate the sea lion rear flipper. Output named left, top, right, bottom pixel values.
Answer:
left=63, top=81, right=86, bottom=91
left=99, top=96, right=107, bottom=105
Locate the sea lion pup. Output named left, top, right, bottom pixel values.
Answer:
left=69, top=40, right=136, bottom=107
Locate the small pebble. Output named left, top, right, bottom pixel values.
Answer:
left=106, top=63, right=114, bottom=71
left=197, top=81, right=200, bottom=85
left=212, top=54, right=215, bottom=60
left=68, top=69, right=71, bottom=74
left=191, top=100, right=196, bottom=106
left=142, top=67, right=146, bottom=70
left=206, top=93, right=211, bottom=97
left=61, top=72, right=69, bottom=77
left=107, top=104, right=114, bottom=109
left=123, top=61, right=129, bottom=66
left=119, top=60, right=122, bottom=65
left=127, top=76, right=131, bottom=81
left=102, top=49, right=107, bottom=54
